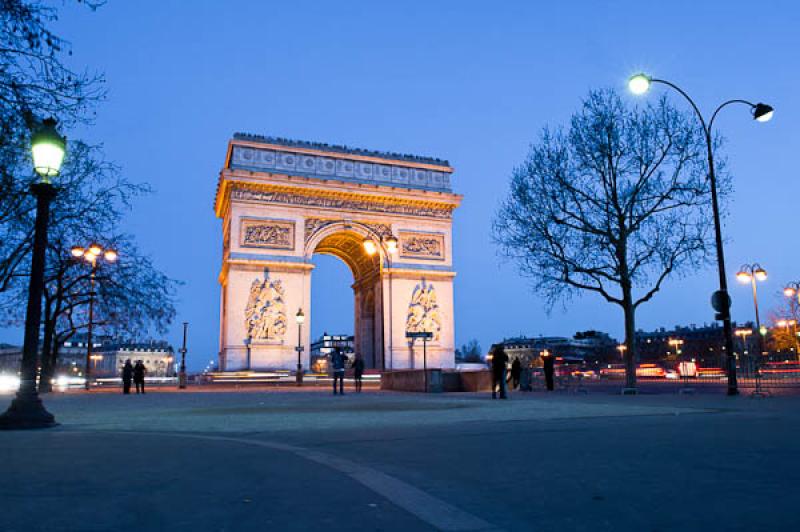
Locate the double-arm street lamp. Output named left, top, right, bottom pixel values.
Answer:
left=70, top=243, right=118, bottom=390
left=363, top=234, right=399, bottom=369
left=736, top=264, right=768, bottom=358
left=629, top=73, right=774, bottom=396
left=0, top=118, right=65, bottom=429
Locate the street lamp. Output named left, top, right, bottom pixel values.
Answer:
left=736, top=263, right=767, bottom=358
left=776, top=319, right=800, bottom=360
left=362, top=233, right=399, bottom=369
left=0, top=118, right=65, bottom=429
left=178, top=322, right=189, bottom=389
left=71, top=243, right=118, bottom=390
left=629, top=73, right=774, bottom=396
left=295, top=308, right=305, bottom=385
left=783, top=282, right=800, bottom=362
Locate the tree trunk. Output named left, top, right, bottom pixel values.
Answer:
left=622, top=284, right=637, bottom=390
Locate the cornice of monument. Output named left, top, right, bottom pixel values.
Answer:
left=215, top=171, right=462, bottom=219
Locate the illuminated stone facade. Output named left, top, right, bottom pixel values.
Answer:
left=215, top=135, right=462, bottom=371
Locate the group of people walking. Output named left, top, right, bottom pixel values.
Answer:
left=330, top=347, right=365, bottom=395
left=121, top=359, right=147, bottom=394
left=490, top=345, right=555, bottom=399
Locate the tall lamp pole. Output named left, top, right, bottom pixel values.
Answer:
left=0, top=118, right=65, bottom=429
left=629, top=73, right=774, bottom=396
left=295, top=308, right=305, bottom=386
left=736, top=264, right=768, bottom=358
left=363, top=234, right=399, bottom=370
left=71, top=243, right=118, bottom=390
left=178, top=321, right=188, bottom=389
left=783, top=283, right=800, bottom=362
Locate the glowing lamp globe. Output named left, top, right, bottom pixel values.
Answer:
left=385, top=235, right=399, bottom=254
left=295, top=308, right=305, bottom=325
left=752, top=103, right=774, bottom=123
left=754, top=267, right=767, bottom=282
left=103, top=249, right=118, bottom=262
left=736, top=271, right=752, bottom=284
left=362, top=239, right=377, bottom=256
left=785, top=287, right=797, bottom=297
left=70, top=246, right=85, bottom=258
left=31, top=118, right=66, bottom=181
left=628, top=74, right=651, bottom=95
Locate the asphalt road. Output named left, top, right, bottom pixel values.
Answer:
left=0, top=390, right=797, bottom=531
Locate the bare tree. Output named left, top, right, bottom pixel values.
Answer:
left=493, top=90, right=723, bottom=389
left=0, top=0, right=105, bottom=287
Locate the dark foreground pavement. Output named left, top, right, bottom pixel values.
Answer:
left=0, top=390, right=798, bottom=531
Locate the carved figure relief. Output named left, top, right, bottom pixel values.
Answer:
left=240, top=218, right=295, bottom=250
left=399, top=231, right=445, bottom=260
left=244, top=274, right=287, bottom=340
left=405, top=281, right=442, bottom=342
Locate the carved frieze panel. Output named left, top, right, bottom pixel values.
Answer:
left=240, top=218, right=295, bottom=250
left=244, top=274, right=287, bottom=340
left=399, top=231, right=445, bottom=261
left=405, top=281, right=442, bottom=342
left=231, top=185, right=453, bottom=220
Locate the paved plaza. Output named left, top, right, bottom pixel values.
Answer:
left=1, top=388, right=798, bottom=531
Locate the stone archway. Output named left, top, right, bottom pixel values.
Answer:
left=214, top=134, right=462, bottom=372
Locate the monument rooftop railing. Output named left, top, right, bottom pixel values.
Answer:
left=225, top=134, right=454, bottom=194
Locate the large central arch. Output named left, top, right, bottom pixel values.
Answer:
left=214, top=134, right=462, bottom=371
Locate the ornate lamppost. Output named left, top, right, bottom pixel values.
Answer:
left=783, top=282, right=800, bottom=362
left=0, top=118, right=65, bottom=429
left=70, top=243, right=118, bottom=390
left=295, top=308, right=305, bottom=385
left=629, top=73, right=774, bottom=396
left=178, top=321, right=188, bottom=389
left=736, top=264, right=768, bottom=357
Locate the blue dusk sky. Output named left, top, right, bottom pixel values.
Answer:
left=3, top=1, right=798, bottom=368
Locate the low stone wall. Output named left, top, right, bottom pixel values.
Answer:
left=381, top=369, right=492, bottom=393
left=381, top=369, right=443, bottom=392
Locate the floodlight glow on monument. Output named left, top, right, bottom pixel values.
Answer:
left=31, top=118, right=66, bottom=180
left=362, top=238, right=377, bottom=256
left=628, top=73, right=651, bottom=95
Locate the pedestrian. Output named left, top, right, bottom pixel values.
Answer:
left=331, top=347, right=345, bottom=395
left=542, top=351, right=555, bottom=391
left=121, top=359, right=133, bottom=395
left=490, top=345, right=509, bottom=399
left=133, top=360, right=147, bottom=394
left=511, top=358, right=521, bottom=390
left=352, top=353, right=365, bottom=393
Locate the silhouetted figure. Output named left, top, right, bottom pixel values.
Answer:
left=134, top=360, right=147, bottom=394
left=511, top=358, right=521, bottom=390
left=542, top=352, right=555, bottom=391
left=352, top=353, right=365, bottom=393
left=331, top=347, right=345, bottom=395
left=122, top=359, right=133, bottom=395
left=491, top=346, right=509, bottom=399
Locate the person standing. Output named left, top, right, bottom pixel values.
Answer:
left=331, top=347, right=345, bottom=395
left=490, top=345, right=509, bottom=399
left=121, top=359, right=133, bottom=395
left=352, top=353, right=365, bottom=393
left=133, top=360, right=147, bottom=394
left=542, top=351, right=555, bottom=391
left=510, top=358, right=521, bottom=390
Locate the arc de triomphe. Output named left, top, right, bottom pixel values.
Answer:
left=214, top=134, right=461, bottom=371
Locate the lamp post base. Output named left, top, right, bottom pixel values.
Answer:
left=178, top=370, right=187, bottom=389
left=296, top=364, right=303, bottom=386
left=0, top=390, right=57, bottom=430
